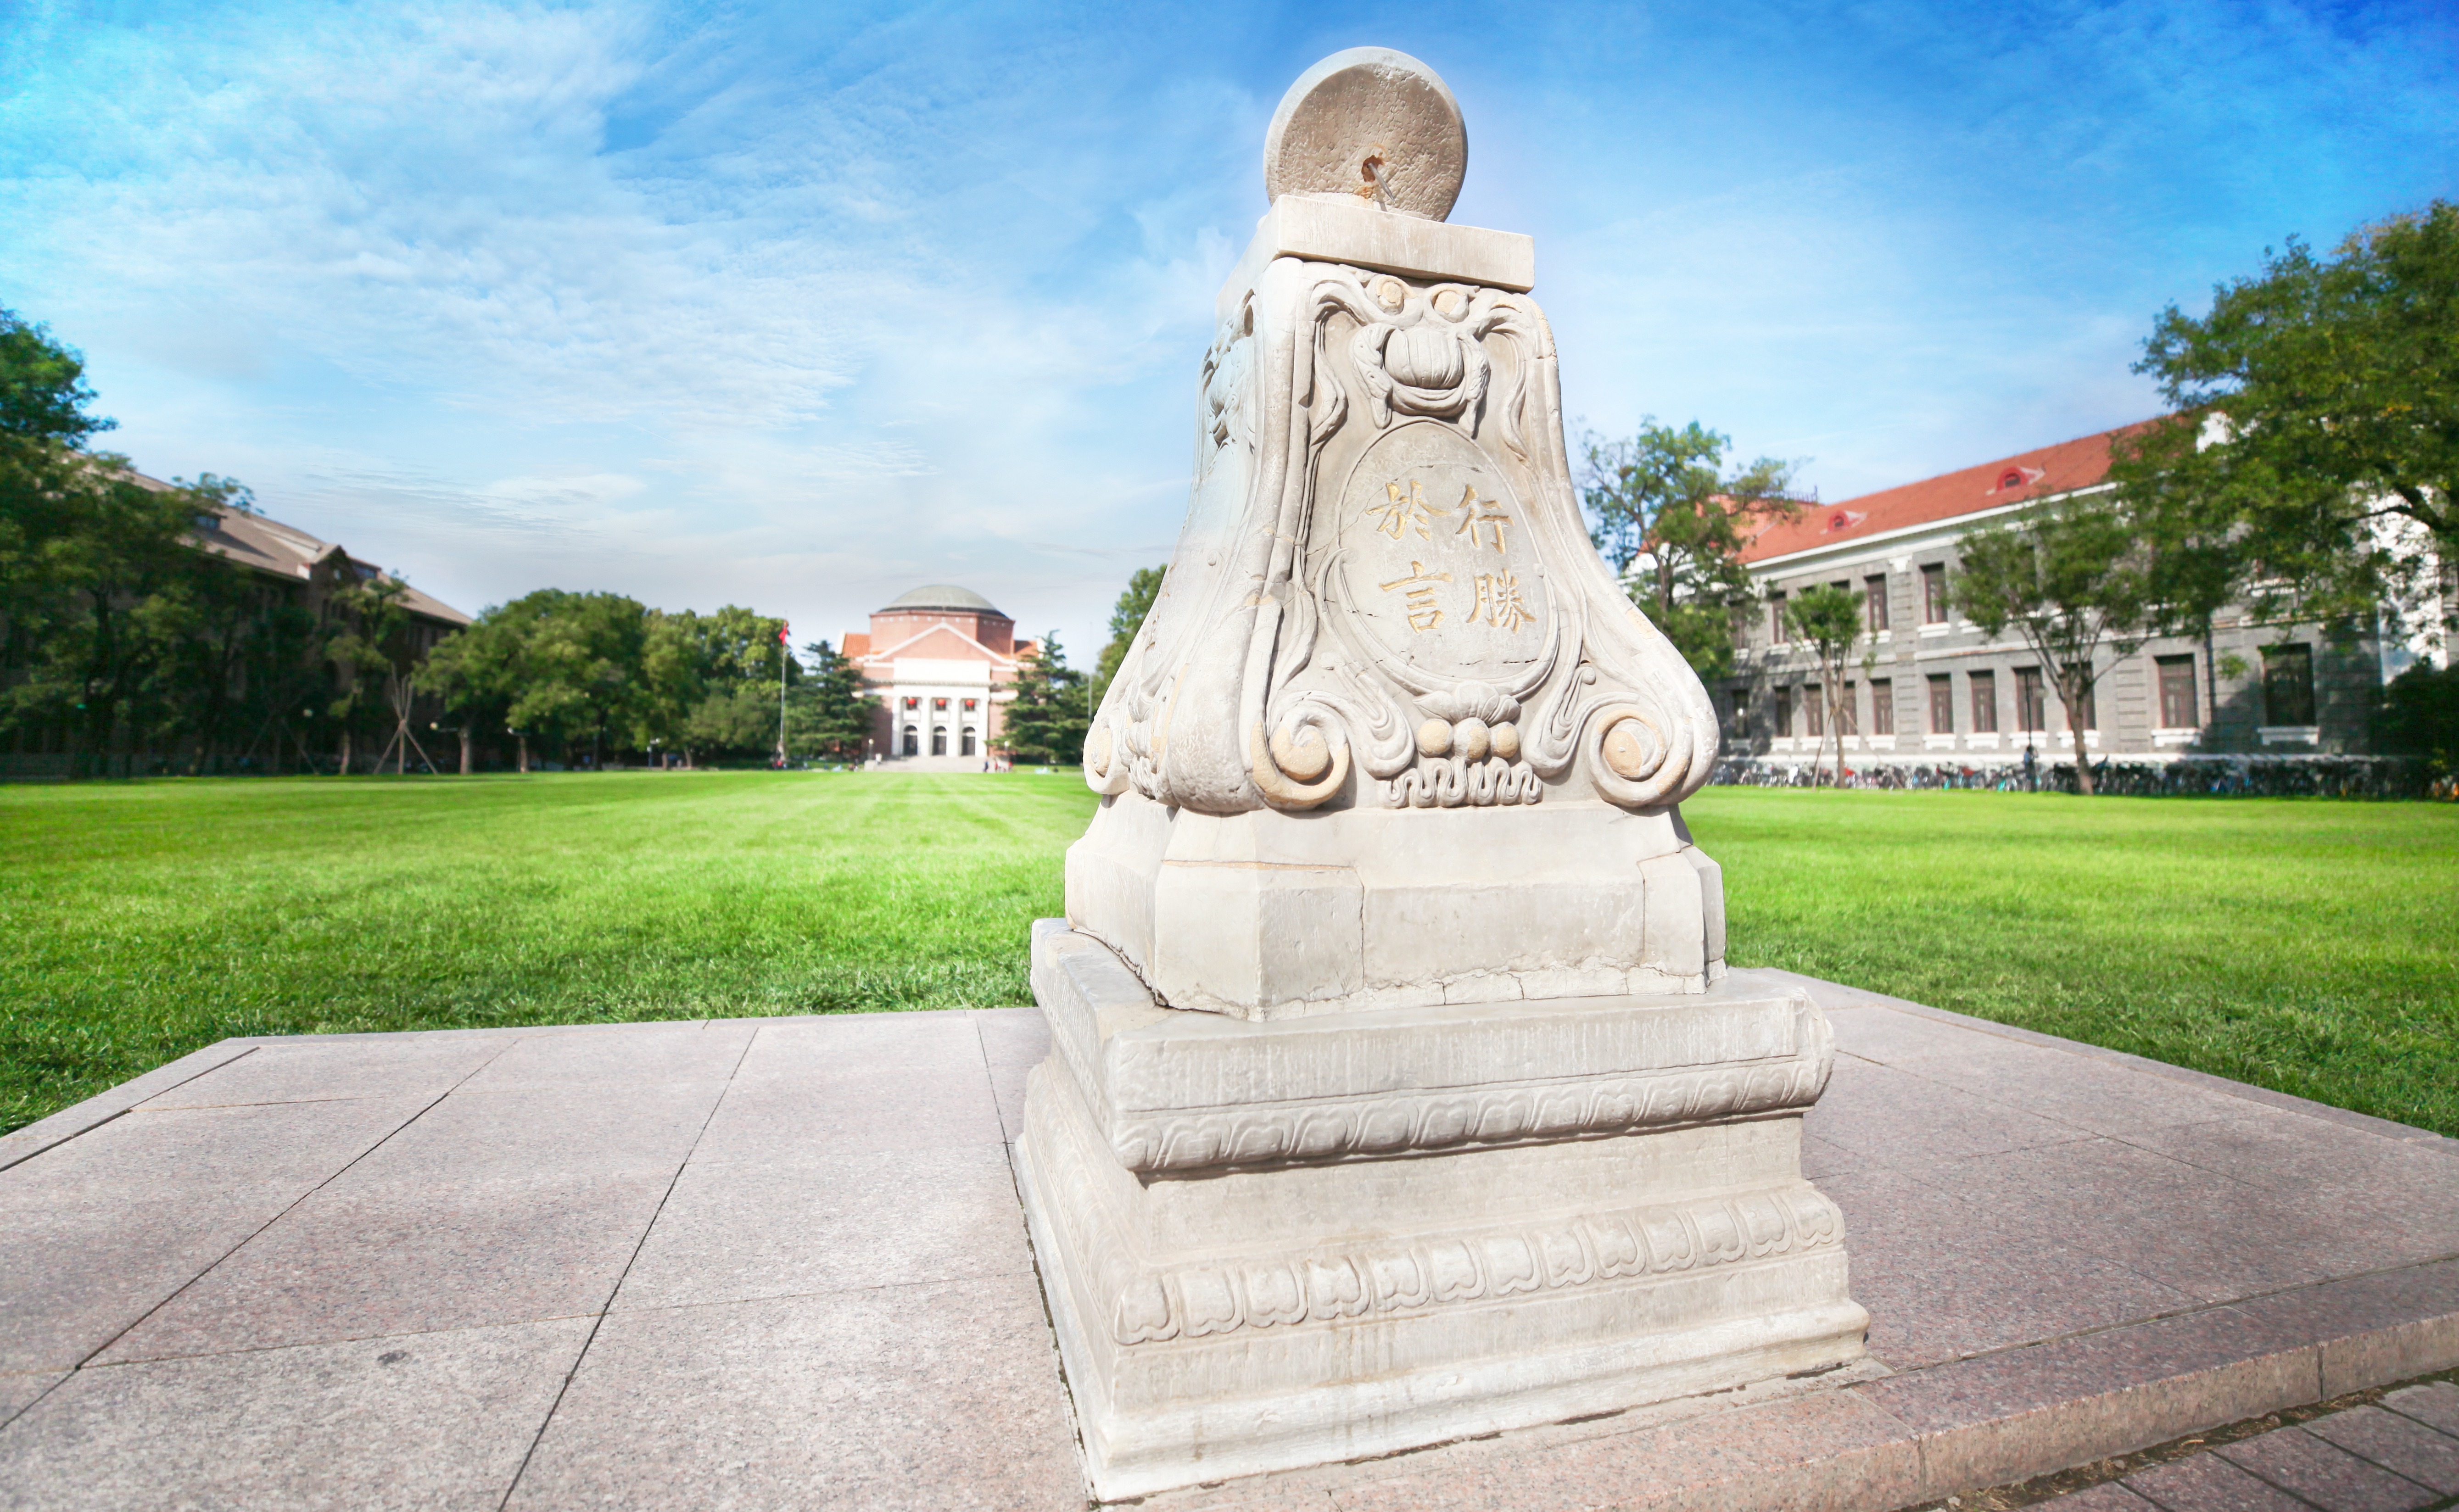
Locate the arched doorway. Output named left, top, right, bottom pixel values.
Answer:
left=902, top=726, right=918, bottom=756
left=931, top=727, right=948, bottom=756
left=961, top=728, right=977, bottom=757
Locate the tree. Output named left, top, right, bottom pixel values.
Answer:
left=476, top=590, right=650, bottom=769
left=2118, top=201, right=2459, bottom=647
left=3, top=312, right=347, bottom=778
left=2376, top=662, right=2459, bottom=778
left=1003, top=632, right=1087, bottom=764
left=790, top=638, right=880, bottom=761
left=631, top=605, right=793, bottom=765
left=1092, top=565, right=1165, bottom=709
left=1949, top=496, right=2156, bottom=797
left=421, top=608, right=524, bottom=774
left=323, top=575, right=414, bottom=774
left=1782, top=585, right=1862, bottom=788
left=1580, top=421, right=1802, bottom=681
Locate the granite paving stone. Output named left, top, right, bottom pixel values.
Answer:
left=2303, top=1405, right=2459, bottom=1495
left=96, top=1171, right=675, bottom=1363
left=0, top=1042, right=262, bottom=1176
left=973, top=1005, right=1048, bottom=1068
left=503, top=1275, right=1084, bottom=1511
left=0, top=1198, right=284, bottom=1373
left=1822, top=1165, right=2194, bottom=1368
left=0, top=1372, right=64, bottom=1429
left=1851, top=1305, right=2318, bottom=1493
left=2229, top=1262, right=2459, bottom=1398
left=0, top=1099, right=439, bottom=1374
left=729, top=1011, right=991, bottom=1083
left=2124, top=1452, right=2315, bottom=1511
left=3, top=992, right=2452, bottom=1512
left=1875, top=1043, right=2261, bottom=1139
left=1947, top=1136, right=2410, bottom=1306
left=1804, top=1059, right=2095, bottom=1169
left=452, top=1021, right=754, bottom=1093
left=0, top=1318, right=591, bottom=1512
left=2119, top=1112, right=2459, bottom=1207
left=613, top=1144, right=1032, bottom=1311
left=342, top=1080, right=729, bottom=1185
left=1800, top=1133, right=1864, bottom=1182
left=690, top=1065, right=1006, bottom=1165
left=0, top=1096, right=434, bottom=1209
left=134, top=1035, right=513, bottom=1109
left=2382, top=1380, right=2459, bottom=1437
left=2214, top=1425, right=2441, bottom=1511
left=1327, top=1385, right=1926, bottom=1512
left=1822, top=1003, right=2014, bottom=1065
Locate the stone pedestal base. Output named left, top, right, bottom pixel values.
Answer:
left=1014, top=921, right=1867, bottom=1499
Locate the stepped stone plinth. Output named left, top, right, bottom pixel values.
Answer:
left=1013, top=47, right=1867, bottom=1497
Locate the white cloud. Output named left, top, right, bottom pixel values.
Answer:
left=3, top=0, right=2454, bottom=655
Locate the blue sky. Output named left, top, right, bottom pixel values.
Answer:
left=4, top=0, right=2454, bottom=658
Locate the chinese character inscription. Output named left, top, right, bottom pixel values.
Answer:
left=1337, top=421, right=1546, bottom=679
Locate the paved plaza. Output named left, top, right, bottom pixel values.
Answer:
left=0, top=971, right=2452, bottom=1510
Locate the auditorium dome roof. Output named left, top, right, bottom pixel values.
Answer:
left=879, top=583, right=1004, bottom=616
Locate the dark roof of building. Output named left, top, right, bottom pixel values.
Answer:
left=146, top=474, right=472, bottom=625
left=879, top=583, right=1005, bottom=615
left=1741, top=420, right=2160, bottom=565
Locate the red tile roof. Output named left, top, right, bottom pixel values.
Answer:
left=841, top=632, right=871, bottom=659
left=1741, top=420, right=2158, bottom=565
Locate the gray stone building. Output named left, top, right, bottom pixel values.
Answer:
left=1719, top=424, right=2411, bottom=771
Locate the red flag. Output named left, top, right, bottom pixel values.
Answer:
left=778, top=621, right=790, bottom=644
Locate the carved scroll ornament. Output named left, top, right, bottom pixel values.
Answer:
left=1084, top=260, right=1719, bottom=817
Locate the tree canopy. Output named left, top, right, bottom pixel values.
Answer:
left=1782, top=584, right=1863, bottom=788
left=0, top=310, right=322, bottom=776
left=2117, top=201, right=2459, bottom=643
left=1580, top=420, right=1800, bottom=681
left=1092, top=565, right=1165, bottom=709
left=1003, top=631, right=1087, bottom=765
left=789, top=638, right=880, bottom=760
left=1950, top=495, right=2158, bottom=796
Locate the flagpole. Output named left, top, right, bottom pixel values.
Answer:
left=777, top=620, right=790, bottom=768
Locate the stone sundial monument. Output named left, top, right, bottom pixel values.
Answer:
left=1017, top=48, right=1866, bottom=1499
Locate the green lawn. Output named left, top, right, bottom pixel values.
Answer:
left=2, top=774, right=2452, bottom=1138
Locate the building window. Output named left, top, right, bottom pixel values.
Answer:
left=1839, top=682, right=1858, bottom=736
left=1864, top=575, right=1889, bottom=631
left=903, top=697, right=919, bottom=711
left=2015, top=668, right=2047, bottom=732
left=932, top=727, right=948, bottom=756
left=961, top=728, right=978, bottom=757
left=1769, top=591, right=1787, bottom=644
left=1729, top=689, right=1750, bottom=727
left=1921, top=565, right=1948, bottom=624
left=2263, top=644, right=2315, bottom=726
left=932, top=697, right=948, bottom=711
left=1773, top=686, right=1793, bottom=735
left=962, top=698, right=977, bottom=711
left=1928, top=674, right=1954, bottom=734
left=1869, top=679, right=1893, bottom=735
left=2156, top=655, right=2199, bottom=728
left=1804, top=686, right=1823, bottom=738
left=902, top=725, right=918, bottom=756
left=1970, top=670, right=1998, bottom=734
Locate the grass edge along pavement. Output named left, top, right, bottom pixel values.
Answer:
left=2, top=773, right=2453, bottom=1138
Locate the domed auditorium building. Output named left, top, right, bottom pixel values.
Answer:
left=840, top=585, right=1033, bottom=762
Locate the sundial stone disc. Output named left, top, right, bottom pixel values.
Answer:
left=1263, top=47, right=1467, bottom=222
